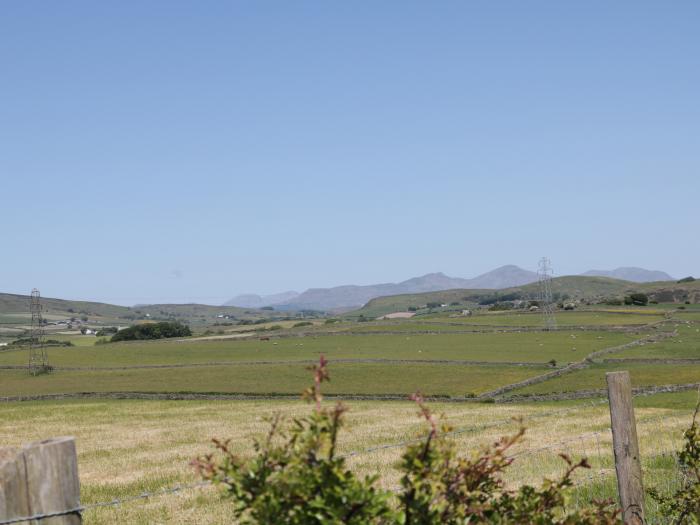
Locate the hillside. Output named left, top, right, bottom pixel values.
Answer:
left=0, top=292, right=272, bottom=329
left=0, top=293, right=131, bottom=323
left=639, top=279, right=700, bottom=303
left=346, top=276, right=640, bottom=319
left=348, top=276, right=700, bottom=319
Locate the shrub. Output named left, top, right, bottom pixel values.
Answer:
left=479, top=293, right=522, bottom=306
left=426, top=302, right=442, bottom=309
left=195, top=358, right=621, bottom=524
left=96, top=327, right=118, bottom=337
left=624, top=293, right=648, bottom=306
left=678, top=276, right=696, bottom=283
left=408, top=306, right=418, bottom=312
left=325, top=318, right=339, bottom=324
left=194, top=357, right=394, bottom=524
left=110, top=321, right=191, bottom=342
left=488, top=303, right=512, bottom=311
left=293, top=321, right=313, bottom=328
left=649, top=398, right=700, bottom=523
left=10, top=337, right=71, bottom=347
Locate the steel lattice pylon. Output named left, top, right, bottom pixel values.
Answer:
left=29, top=288, right=50, bottom=375
left=537, top=258, right=557, bottom=331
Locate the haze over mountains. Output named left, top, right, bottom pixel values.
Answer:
left=225, top=265, right=677, bottom=311
left=581, top=267, right=674, bottom=283
left=226, top=265, right=537, bottom=311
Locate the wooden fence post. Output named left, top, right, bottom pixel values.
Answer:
left=606, top=371, right=645, bottom=524
left=0, top=437, right=81, bottom=524
left=0, top=447, right=31, bottom=521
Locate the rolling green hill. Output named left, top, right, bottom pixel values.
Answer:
left=0, top=292, right=280, bottom=332
left=346, top=276, right=698, bottom=319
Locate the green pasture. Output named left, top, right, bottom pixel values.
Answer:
left=0, top=330, right=639, bottom=368
left=340, top=322, right=516, bottom=332
left=416, top=310, right=665, bottom=327
left=605, top=319, right=700, bottom=360
left=0, top=361, right=546, bottom=397
left=513, top=362, right=700, bottom=396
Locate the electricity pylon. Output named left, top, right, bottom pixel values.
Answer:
left=29, top=288, right=50, bottom=375
left=537, top=258, right=557, bottom=331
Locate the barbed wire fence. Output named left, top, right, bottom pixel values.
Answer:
left=0, top=391, right=691, bottom=524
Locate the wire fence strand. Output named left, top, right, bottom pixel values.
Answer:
left=2, top=389, right=691, bottom=524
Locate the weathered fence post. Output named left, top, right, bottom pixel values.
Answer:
left=0, top=447, right=31, bottom=521
left=0, top=437, right=81, bottom=524
left=606, top=371, right=644, bottom=524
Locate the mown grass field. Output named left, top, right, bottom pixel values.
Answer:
left=1, top=392, right=696, bottom=524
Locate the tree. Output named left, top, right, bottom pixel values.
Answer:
left=110, top=321, right=191, bottom=342
left=624, top=293, right=648, bottom=306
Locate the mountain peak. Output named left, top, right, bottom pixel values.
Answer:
left=224, top=265, right=540, bottom=311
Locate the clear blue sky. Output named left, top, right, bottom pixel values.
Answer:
left=1, top=2, right=698, bottom=305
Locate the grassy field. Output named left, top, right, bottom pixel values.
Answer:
left=513, top=363, right=700, bottom=395
left=1, top=305, right=698, bottom=523
left=1, top=392, right=696, bottom=524
left=415, top=310, right=666, bottom=327
left=0, top=362, right=547, bottom=397
left=0, top=331, right=638, bottom=367
left=605, top=319, right=700, bottom=360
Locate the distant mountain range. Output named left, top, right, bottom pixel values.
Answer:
left=581, top=267, right=674, bottom=283
left=225, top=265, right=539, bottom=311
left=225, top=265, right=676, bottom=312
left=223, top=291, right=300, bottom=309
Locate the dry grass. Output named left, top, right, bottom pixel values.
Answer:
left=0, top=392, right=696, bottom=524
